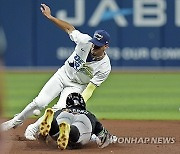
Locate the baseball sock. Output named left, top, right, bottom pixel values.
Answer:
left=15, top=101, right=39, bottom=121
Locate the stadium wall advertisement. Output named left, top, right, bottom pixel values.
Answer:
left=0, top=0, right=180, bottom=67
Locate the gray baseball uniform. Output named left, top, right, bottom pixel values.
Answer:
left=49, top=107, right=111, bottom=148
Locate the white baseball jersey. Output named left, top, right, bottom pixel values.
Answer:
left=22, top=30, right=111, bottom=112
left=13, top=30, right=112, bottom=132
left=64, top=30, right=111, bottom=87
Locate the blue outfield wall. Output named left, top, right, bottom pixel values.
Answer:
left=0, top=0, right=180, bottom=67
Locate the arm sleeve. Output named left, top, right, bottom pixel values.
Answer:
left=90, top=70, right=110, bottom=87
left=81, top=82, right=97, bottom=102
left=69, top=30, right=92, bottom=45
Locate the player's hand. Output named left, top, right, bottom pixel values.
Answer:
left=40, top=4, right=52, bottom=19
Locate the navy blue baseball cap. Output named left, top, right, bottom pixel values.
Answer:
left=89, top=30, right=110, bottom=47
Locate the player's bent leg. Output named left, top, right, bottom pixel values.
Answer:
left=57, top=122, right=70, bottom=150
left=39, top=108, right=54, bottom=137
left=72, top=114, right=92, bottom=145
left=0, top=68, right=63, bottom=132
left=0, top=101, right=40, bottom=131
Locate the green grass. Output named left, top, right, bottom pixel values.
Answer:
left=2, top=71, right=180, bottom=120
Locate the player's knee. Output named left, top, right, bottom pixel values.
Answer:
left=69, top=125, right=80, bottom=143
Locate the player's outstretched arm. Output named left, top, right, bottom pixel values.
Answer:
left=40, top=3, right=75, bottom=34
left=81, top=82, right=97, bottom=102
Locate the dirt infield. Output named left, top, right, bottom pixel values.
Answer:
left=1, top=119, right=180, bottom=154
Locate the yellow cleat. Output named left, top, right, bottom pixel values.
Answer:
left=57, top=122, right=70, bottom=150
left=39, top=108, right=54, bottom=137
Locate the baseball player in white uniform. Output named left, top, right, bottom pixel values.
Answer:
left=0, top=4, right=111, bottom=140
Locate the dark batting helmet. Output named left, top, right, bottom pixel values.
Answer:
left=66, top=93, right=86, bottom=110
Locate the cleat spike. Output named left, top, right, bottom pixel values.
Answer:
left=39, top=108, right=54, bottom=137
left=57, top=122, right=70, bottom=150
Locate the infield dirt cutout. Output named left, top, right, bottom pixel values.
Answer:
left=1, top=119, right=180, bottom=154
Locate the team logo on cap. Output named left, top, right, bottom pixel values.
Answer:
left=94, top=33, right=103, bottom=40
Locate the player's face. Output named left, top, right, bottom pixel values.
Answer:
left=90, top=44, right=106, bottom=56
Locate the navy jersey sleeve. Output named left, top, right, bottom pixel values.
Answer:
left=86, top=111, right=104, bottom=135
